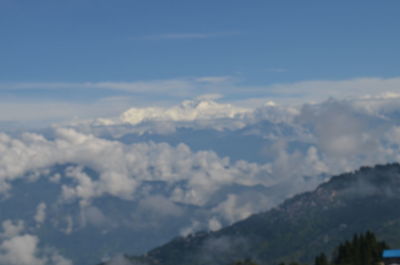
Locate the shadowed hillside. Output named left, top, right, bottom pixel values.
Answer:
left=112, top=163, right=400, bottom=265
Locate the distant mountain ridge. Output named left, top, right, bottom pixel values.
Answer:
left=117, top=163, right=400, bottom=265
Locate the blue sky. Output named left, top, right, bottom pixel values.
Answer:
left=1, top=0, right=400, bottom=123
left=3, top=3, right=400, bottom=263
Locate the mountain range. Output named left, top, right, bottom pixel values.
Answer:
left=115, top=163, right=400, bottom=265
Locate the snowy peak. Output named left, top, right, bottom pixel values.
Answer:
left=119, top=99, right=250, bottom=125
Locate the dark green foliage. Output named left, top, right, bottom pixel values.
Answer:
left=288, top=262, right=303, bottom=265
left=231, top=259, right=261, bottom=265
left=332, top=231, right=389, bottom=265
left=229, top=231, right=389, bottom=265
left=315, top=253, right=329, bottom=265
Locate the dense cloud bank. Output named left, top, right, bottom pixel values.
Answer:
left=0, top=128, right=273, bottom=205
left=2, top=95, right=400, bottom=264
left=3, top=96, right=400, bottom=208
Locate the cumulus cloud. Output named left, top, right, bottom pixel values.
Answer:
left=180, top=220, right=202, bottom=237
left=291, top=99, right=399, bottom=175
left=0, top=128, right=275, bottom=208
left=34, top=202, right=47, bottom=226
left=210, top=194, right=269, bottom=225
left=72, top=97, right=299, bottom=138
left=207, top=217, right=222, bottom=231
left=0, top=234, right=46, bottom=265
left=5, top=93, right=400, bottom=265
left=96, top=96, right=250, bottom=126
left=79, top=205, right=109, bottom=228
left=0, top=220, right=72, bottom=265
left=297, top=100, right=377, bottom=156
left=75, top=91, right=399, bottom=138
left=0, top=220, right=25, bottom=239
left=3, top=94, right=400, bottom=243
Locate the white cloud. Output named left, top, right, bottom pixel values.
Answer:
left=3, top=94, right=400, bottom=242
left=0, top=220, right=25, bottom=239
left=63, top=216, right=74, bottom=235
left=0, top=220, right=72, bottom=265
left=261, top=77, right=400, bottom=103
left=0, top=77, right=236, bottom=125
left=1, top=96, right=399, bottom=197
left=34, top=202, right=47, bottom=226
left=0, top=76, right=233, bottom=94
left=117, top=97, right=250, bottom=125
left=2, top=77, right=400, bottom=105
left=296, top=100, right=376, bottom=156
left=79, top=205, right=109, bottom=228
left=208, top=217, right=222, bottom=232
left=0, top=97, right=135, bottom=126
left=211, top=194, right=258, bottom=223
left=2, top=91, right=400, bottom=265
left=128, top=196, right=185, bottom=229
left=0, top=128, right=273, bottom=206
left=74, top=97, right=298, bottom=137
left=1, top=76, right=400, bottom=126
left=180, top=220, right=202, bottom=237
left=137, top=196, right=183, bottom=218
left=0, top=234, right=45, bottom=265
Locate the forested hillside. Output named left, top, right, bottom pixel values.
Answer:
left=114, top=163, right=400, bottom=265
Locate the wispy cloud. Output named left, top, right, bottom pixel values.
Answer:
left=2, top=76, right=400, bottom=101
left=264, top=77, right=400, bottom=102
left=137, top=31, right=240, bottom=40
left=2, top=76, right=400, bottom=124
left=0, top=76, right=234, bottom=95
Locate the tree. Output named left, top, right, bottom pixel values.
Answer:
left=332, top=231, right=389, bottom=265
left=315, top=253, right=329, bottom=265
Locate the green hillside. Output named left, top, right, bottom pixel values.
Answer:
left=112, top=163, right=400, bottom=265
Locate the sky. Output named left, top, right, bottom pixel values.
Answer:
left=1, top=0, right=400, bottom=125
left=2, top=2, right=400, bottom=264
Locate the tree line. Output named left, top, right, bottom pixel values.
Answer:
left=232, top=231, right=389, bottom=265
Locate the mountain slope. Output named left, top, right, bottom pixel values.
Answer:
left=124, top=163, right=400, bottom=265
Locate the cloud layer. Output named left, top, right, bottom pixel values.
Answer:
left=1, top=76, right=400, bottom=126
left=0, top=128, right=274, bottom=206
left=2, top=94, right=400, bottom=263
